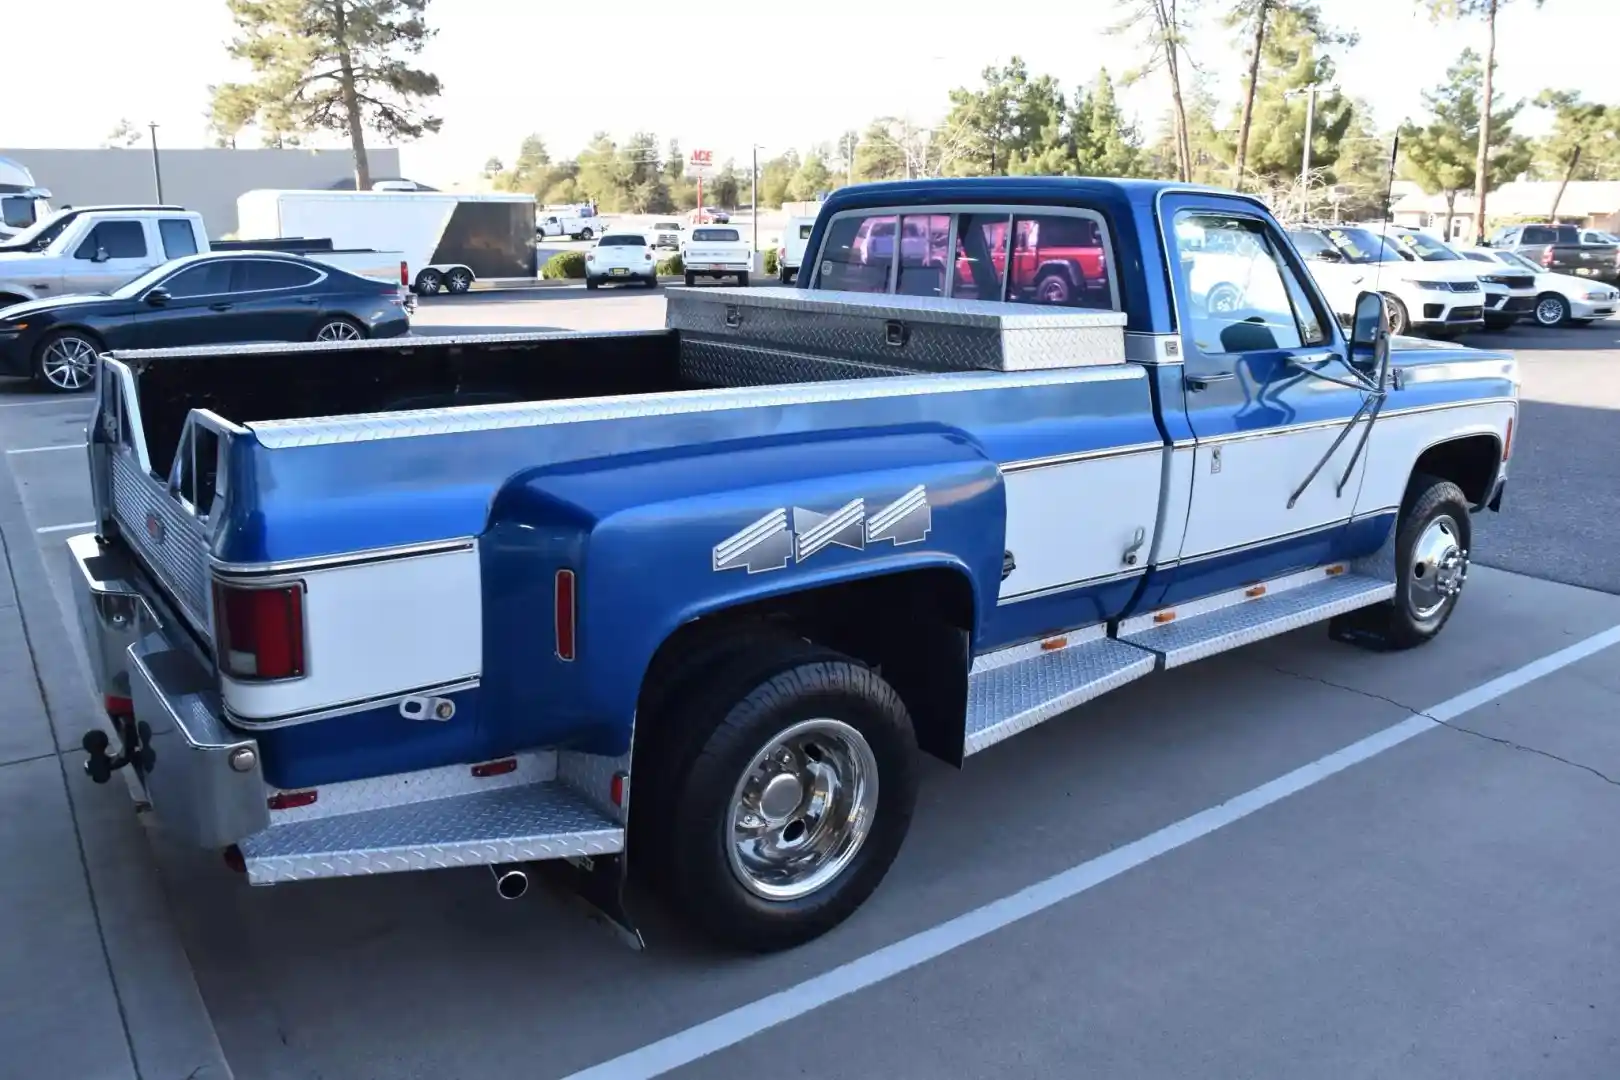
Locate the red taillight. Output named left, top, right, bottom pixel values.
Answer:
left=267, top=789, right=317, bottom=810
left=212, top=580, right=306, bottom=680
left=1503, top=416, right=1513, bottom=461
left=472, top=758, right=517, bottom=778
left=400, top=260, right=409, bottom=286
left=554, top=569, right=576, bottom=661
left=1540, top=248, right=1554, bottom=268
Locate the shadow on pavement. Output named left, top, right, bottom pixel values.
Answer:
left=1471, top=398, right=1620, bottom=596
left=1461, top=316, right=1619, bottom=352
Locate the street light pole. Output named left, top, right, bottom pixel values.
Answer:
left=1284, top=83, right=1336, bottom=216
left=147, top=121, right=164, bottom=202
left=751, top=143, right=759, bottom=254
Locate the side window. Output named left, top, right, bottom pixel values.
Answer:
left=814, top=214, right=894, bottom=293
left=1172, top=211, right=1328, bottom=356
left=74, top=220, right=148, bottom=260
left=159, top=219, right=199, bottom=258
left=951, top=214, right=1010, bottom=300
left=1, top=196, right=33, bottom=230
left=161, top=262, right=234, bottom=298
left=895, top=213, right=950, bottom=297
left=237, top=259, right=321, bottom=291
left=1005, top=213, right=1115, bottom=309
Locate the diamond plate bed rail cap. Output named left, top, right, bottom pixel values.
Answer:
left=664, top=286, right=1129, bottom=332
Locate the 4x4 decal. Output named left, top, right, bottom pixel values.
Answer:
left=713, top=485, right=932, bottom=574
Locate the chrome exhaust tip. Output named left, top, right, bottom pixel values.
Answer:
left=491, top=863, right=529, bottom=900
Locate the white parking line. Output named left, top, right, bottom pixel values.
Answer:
left=6, top=444, right=80, bottom=455
left=35, top=521, right=95, bottom=535
left=562, top=622, right=1620, bottom=1080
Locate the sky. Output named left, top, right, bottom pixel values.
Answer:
left=3, top=0, right=1615, bottom=188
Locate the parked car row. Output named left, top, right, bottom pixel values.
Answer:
left=1285, top=221, right=1616, bottom=336
left=0, top=201, right=418, bottom=392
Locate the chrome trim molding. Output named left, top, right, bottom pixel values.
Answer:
left=1194, top=396, right=1518, bottom=447
left=211, top=536, right=478, bottom=577
left=1000, top=439, right=1165, bottom=474
left=224, top=676, right=482, bottom=730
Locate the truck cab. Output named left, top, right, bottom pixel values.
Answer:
left=0, top=207, right=208, bottom=307
left=65, top=177, right=1515, bottom=956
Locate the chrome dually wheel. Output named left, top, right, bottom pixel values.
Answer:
left=727, top=717, right=880, bottom=902
left=1407, top=514, right=1468, bottom=620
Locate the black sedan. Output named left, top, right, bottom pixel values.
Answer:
left=0, top=251, right=413, bottom=393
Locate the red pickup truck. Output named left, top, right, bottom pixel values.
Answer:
left=836, top=212, right=1108, bottom=305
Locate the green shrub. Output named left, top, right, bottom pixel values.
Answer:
left=656, top=253, right=684, bottom=276
left=541, top=250, right=586, bottom=279
left=764, top=248, right=779, bottom=275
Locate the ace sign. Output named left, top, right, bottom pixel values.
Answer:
left=685, top=148, right=717, bottom=179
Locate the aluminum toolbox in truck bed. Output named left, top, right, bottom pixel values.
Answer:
left=667, top=287, right=1127, bottom=383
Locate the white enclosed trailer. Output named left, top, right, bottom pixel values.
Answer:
left=237, top=189, right=537, bottom=296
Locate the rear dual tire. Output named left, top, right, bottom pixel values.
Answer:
left=635, top=639, right=919, bottom=953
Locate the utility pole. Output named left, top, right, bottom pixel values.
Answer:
left=147, top=121, right=165, bottom=202
left=751, top=144, right=759, bottom=254
left=1284, top=83, right=1337, bottom=217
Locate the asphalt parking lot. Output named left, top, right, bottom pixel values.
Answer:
left=2, top=300, right=1618, bottom=1080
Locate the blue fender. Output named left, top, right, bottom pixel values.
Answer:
left=478, top=426, right=1006, bottom=757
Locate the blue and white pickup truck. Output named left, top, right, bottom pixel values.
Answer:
left=68, top=178, right=1517, bottom=953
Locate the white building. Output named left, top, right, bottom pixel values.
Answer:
left=1390, top=180, right=1620, bottom=240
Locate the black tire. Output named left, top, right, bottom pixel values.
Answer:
left=683, top=271, right=696, bottom=287
left=585, top=277, right=599, bottom=290
left=1533, top=292, right=1570, bottom=327
left=1037, top=271, right=1076, bottom=305
left=1372, top=473, right=1472, bottom=650
left=32, top=329, right=102, bottom=394
left=654, top=639, right=919, bottom=953
left=777, top=265, right=790, bottom=284
left=737, top=272, right=750, bottom=288
left=414, top=270, right=443, bottom=296
left=1381, top=293, right=1410, bottom=336
left=643, top=274, right=659, bottom=288
left=445, top=268, right=473, bottom=294
left=580, top=228, right=594, bottom=241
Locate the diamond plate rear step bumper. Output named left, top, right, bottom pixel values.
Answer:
left=237, top=783, right=623, bottom=885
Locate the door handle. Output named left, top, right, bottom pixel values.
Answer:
left=209, top=302, right=233, bottom=311
left=1185, top=372, right=1235, bottom=391
left=296, top=296, right=320, bottom=305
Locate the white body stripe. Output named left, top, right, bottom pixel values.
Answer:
left=220, top=544, right=483, bottom=722
left=1360, top=400, right=1514, bottom=511
left=998, top=448, right=1163, bottom=601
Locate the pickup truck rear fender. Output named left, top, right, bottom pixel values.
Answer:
left=478, top=429, right=1006, bottom=760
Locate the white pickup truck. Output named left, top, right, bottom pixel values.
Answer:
left=0, top=206, right=407, bottom=309
left=681, top=225, right=752, bottom=287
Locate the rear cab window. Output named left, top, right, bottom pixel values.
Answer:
left=691, top=228, right=740, bottom=242
left=159, top=219, right=199, bottom=258
left=810, top=205, right=1120, bottom=310
left=598, top=234, right=647, bottom=246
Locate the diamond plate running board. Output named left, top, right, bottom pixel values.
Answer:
left=964, top=626, right=1157, bottom=757
left=1119, top=569, right=1395, bottom=671
left=238, top=782, right=623, bottom=885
